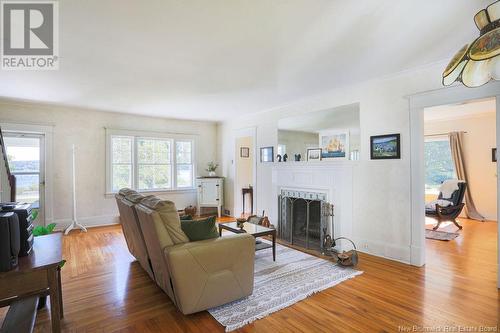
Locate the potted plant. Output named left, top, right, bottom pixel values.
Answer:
left=206, top=162, right=218, bottom=177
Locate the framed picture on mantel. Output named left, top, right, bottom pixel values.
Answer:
left=319, top=131, right=349, bottom=160
left=260, top=146, right=274, bottom=162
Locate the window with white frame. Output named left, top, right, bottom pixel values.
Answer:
left=107, top=130, right=195, bottom=192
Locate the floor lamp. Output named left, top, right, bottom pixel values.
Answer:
left=64, top=144, right=87, bottom=235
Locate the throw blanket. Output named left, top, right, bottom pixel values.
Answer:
left=439, top=179, right=463, bottom=199
left=425, top=199, right=453, bottom=210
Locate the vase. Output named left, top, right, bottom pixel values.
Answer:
left=208, top=171, right=216, bottom=177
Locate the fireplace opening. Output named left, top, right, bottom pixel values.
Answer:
left=278, top=190, right=332, bottom=252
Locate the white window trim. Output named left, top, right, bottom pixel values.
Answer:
left=105, top=128, right=196, bottom=194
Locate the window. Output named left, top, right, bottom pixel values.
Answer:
left=107, top=130, right=195, bottom=193
left=424, top=136, right=456, bottom=193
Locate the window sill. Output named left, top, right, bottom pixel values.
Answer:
left=105, top=188, right=197, bottom=197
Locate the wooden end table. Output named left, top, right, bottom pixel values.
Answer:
left=0, top=233, right=64, bottom=333
left=218, top=221, right=276, bottom=261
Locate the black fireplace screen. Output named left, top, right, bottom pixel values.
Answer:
left=278, top=191, right=333, bottom=252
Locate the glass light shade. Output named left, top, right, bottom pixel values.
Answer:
left=491, top=55, right=500, bottom=80
left=461, top=59, right=492, bottom=87
left=443, top=0, right=500, bottom=88
left=443, top=60, right=468, bottom=86
left=469, top=28, right=500, bottom=61
left=487, top=1, right=500, bottom=21
left=474, top=10, right=489, bottom=30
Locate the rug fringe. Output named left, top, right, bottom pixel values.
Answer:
left=223, top=270, right=363, bottom=332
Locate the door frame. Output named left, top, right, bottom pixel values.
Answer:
left=0, top=122, right=54, bottom=226
left=408, top=81, right=500, bottom=288
left=233, top=127, right=257, bottom=217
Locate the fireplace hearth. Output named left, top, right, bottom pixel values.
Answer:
left=278, top=189, right=333, bottom=252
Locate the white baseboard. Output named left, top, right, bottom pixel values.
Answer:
left=351, top=237, right=412, bottom=265
left=53, top=214, right=120, bottom=231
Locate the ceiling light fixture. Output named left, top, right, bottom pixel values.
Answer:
left=443, top=0, right=500, bottom=87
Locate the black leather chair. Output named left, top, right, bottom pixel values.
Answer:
left=425, top=182, right=467, bottom=230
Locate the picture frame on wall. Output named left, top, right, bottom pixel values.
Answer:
left=307, top=148, right=322, bottom=161
left=260, top=146, right=274, bottom=162
left=493, top=148, right=497, bottom=162
left=240, top=147, right=250, bottom=158
left=319, top=131, right=349, bottom=159
left=370, top=133, right=401, bottom=159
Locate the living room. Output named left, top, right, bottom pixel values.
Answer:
left=0, top=1, right=499, bottom=332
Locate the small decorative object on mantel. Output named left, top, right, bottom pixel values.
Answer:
left=307, top=148, right=322, bottom=161
left=184, top=205, right=197, bottom=217
left=330, top=237, right=358, bottom=267
left=240, top=147, right=250, bottom=158
left=206, top=161, right=219, bottom=177
left=492, top=148, right=497, bottom=162
left=294, top=153, right=301, bottom=161
left=370, top=133, right=401, bottom=160
left=283, top=153, right=288, bottom=162
left=277, top=154, right=282, bottom=162
left=442, top=1, right=500, bottom=88
left=260, top=147, right=274, bottom=162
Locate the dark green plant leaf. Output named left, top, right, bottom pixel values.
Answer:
left=33, top=225, right=45, bottom=237
left=46, top=223, right=56, bottom=233
left=59, top=260, right=66, bottom=268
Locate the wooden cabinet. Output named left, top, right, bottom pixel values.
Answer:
left=196, top=177, right=224, bottom=217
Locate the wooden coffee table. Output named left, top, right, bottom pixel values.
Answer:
left=218, top=222, right=276, bottom=261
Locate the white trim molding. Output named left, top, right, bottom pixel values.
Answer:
left=408, top=81, right=500, bottom=289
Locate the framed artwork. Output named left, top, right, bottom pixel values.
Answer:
left=240, top=147, right=250, bottom=158
left=493, top=148, right=497, bottom=162
left=260, top=146, right=274, bottom=162
left=370, top=134, right=401, bottom=159
left=307, top=148, right=322, bottom=161
left=319, top=131, right=349, bottom=159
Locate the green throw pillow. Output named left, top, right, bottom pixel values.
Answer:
left=180, top=216, right=219, bottom=241
left=179, top=214, right=193, bottom=220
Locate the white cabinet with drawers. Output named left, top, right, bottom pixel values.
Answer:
left=196, top=177, right=224, bottom=217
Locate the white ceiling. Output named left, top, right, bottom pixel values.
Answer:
left=424, top=97, right=496, bottom=122
left=0, top=0, right=491, bottom=121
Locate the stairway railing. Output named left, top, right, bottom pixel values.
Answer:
left=0, top=127, right=16, bottom=202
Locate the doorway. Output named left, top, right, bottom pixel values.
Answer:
left=3, top=132, right=45, bottom=224
left=409, top=81, right=500, bottom=288
left=423, top=98, right=497, bottom=265
left=233, top=127, right=257, bottom=218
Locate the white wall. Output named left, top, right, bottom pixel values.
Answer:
left=235, top=136, right=254, bottom=214
left=218, top=62, right=451, bottom=263
left=425, top=113, right=497, bottom=221
left=0, top=100, right=218, bottom=228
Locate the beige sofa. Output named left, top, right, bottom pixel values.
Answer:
left=115, top=189, right=155, bottom=279
left=115, top=189, right=255, bottom=315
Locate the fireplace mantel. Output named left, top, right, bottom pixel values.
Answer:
left=271, top=162, right=354, bottom=247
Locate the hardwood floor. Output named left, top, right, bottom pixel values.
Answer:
left=2, top=218, right=498, bottom=332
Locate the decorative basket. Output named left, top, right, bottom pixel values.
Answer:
left=331, top=237, right=358, bottom=267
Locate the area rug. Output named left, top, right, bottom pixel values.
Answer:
left=425, top=229, right=459, bottom=241
left=208, top=243, right=362, bottom=332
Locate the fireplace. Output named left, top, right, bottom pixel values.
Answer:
left=278, top=189, right=333, bottom=252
